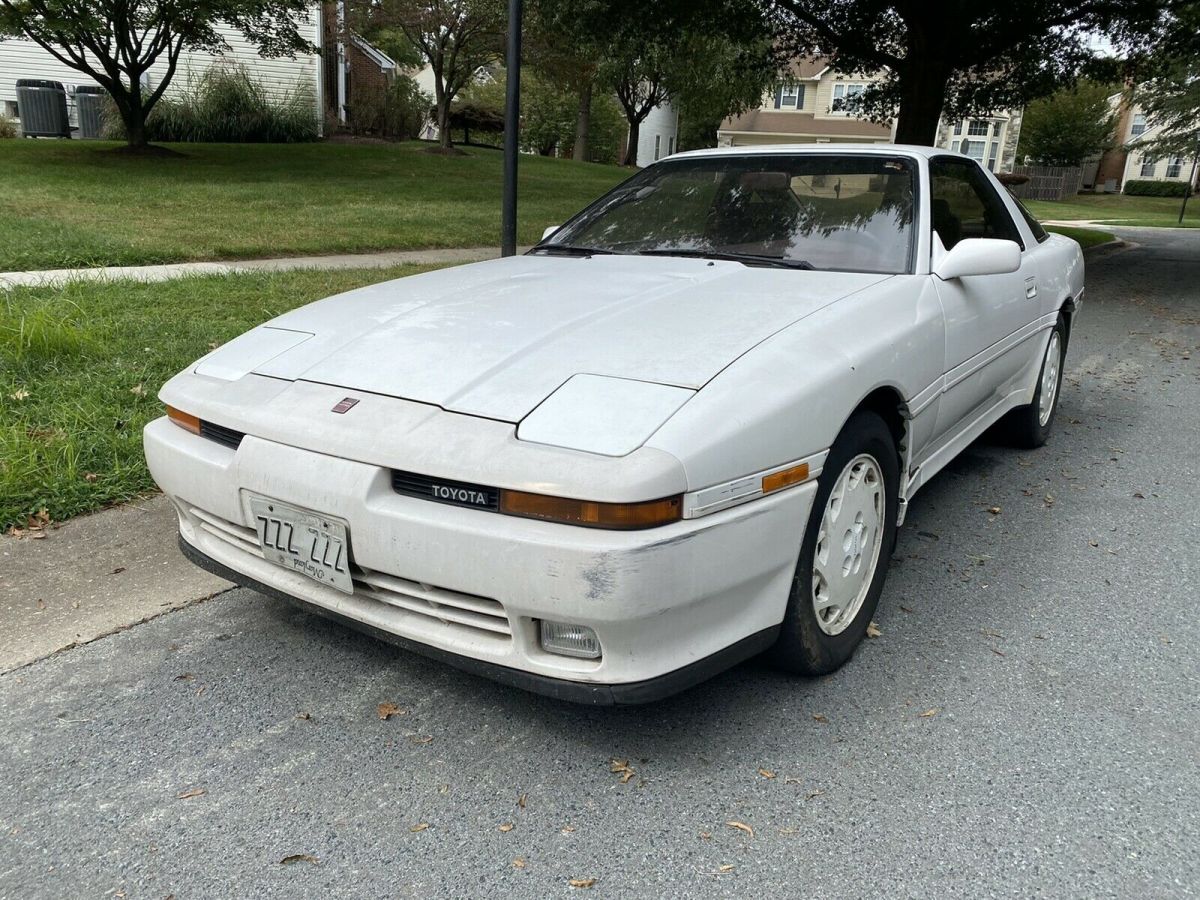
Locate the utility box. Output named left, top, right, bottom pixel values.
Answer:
left=75, top=85, right=105, bottom=138
left=14, top=79, right=71, bottom=138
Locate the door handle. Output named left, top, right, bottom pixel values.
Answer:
left=1024, top=277, right=1038, bottom=299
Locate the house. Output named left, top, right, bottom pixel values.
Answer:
left=717, top=57, right=1023, bottom=172
left=631, top=101, right=681, bottom=167
left=1094, top=94, right=1199, bottom=192
left=0, top=5, right=396, bottom=136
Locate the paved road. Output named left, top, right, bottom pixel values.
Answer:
left=2, top=229, right=1197, bottom=899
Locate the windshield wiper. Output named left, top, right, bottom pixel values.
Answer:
left=637, top=249, right=814, bottom=270
left=531, top=244, right=618, bottom=257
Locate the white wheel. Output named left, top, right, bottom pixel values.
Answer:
left=1038, top=329, right=1062, bottom=427
left=811, top=454, right=885, bottom=636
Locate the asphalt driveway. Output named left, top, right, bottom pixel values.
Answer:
left=1, top=228, right=1197, bottom=899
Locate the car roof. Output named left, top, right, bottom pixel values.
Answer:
left=667, top=143, right=966, bottom=163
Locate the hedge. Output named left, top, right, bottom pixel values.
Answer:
left=1123, top=179, right=1192, bottom=197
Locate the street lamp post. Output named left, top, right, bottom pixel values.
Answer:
left=1180, top=130, right=1200, bottom=226
left=500, top=0, right=523, bottom=257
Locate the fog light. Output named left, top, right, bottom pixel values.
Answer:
left=539, top=620, right=601, bottom=659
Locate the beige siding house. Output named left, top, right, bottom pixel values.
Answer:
left=718, top=57, right=1023, bottom=173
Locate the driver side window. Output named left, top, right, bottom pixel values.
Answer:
left=929, top=158, right=1022, bottom=250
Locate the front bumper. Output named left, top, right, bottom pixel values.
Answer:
left=145, top=416, right=815, bottom=702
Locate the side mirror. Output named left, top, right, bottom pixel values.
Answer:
left=933, top=238, right=1021, bottom=280
left=541, top=225, right=560, bottom=241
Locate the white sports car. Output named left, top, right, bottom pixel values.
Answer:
left=146, top=145, right=1084, bottom=704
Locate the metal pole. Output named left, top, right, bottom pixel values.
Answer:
left=501, top=0, right=523, bottom=257
left=1179, top=132, right=1199, bottom=226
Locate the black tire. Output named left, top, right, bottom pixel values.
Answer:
left=998, top=313, right=1067, bottom=449
left=768, top=410, right=900, bottom=676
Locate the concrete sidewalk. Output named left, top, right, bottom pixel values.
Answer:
left=0, top=496, right=229, bottom=673
left=0, top=246, right=515, bottom=290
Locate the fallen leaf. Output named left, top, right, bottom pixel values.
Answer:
left=176, top=788, right=206, bottom=800
left=610, top=758, right=636, bottom=783
left=173, top=673, right=194, bottom=682
left=111, top=567, right=126, bottom=575
left=866, top=621, right=882, bottom=638
left=918, top=708, right=939, bottom=718
left=35, top=599, right=46, bottom=610
left=512, top=857, right=526, bottom=869
left=1133, top=491, right=1145, bottom=499
left=130, top=384, right=146, bottom=397
left=779, top=826, right=800, bottom=835
left=569, top=878, right=597, bottom=889
left=9, top=389, right=29, bottom=401
left=409, top=823, right=429, bottom=833
left=699, top=831, right=712, bottom=840
left=811, top=713, right=828, bottom=723
left=899, top=605, right=914, bottom=613
left=408, top=734, right=433, bottom=745
left=784, top=776, right=802, bottom=785
left=987, top=506, right=1001, bottom=515
left=717, top=865, right=736, bottom=874
left=376, top=702, right=403, bottom=720
left=726, top=820, right=754, bottom=838
left=498, top=822, right=514, bottom=833
left=1043, top=493, right=1056, bottom=508
left=83, top=472, right=98, bottom=483
left=517, top=792, right=527, bottom=809
left=1089, top=540, right=1099, bottom=547
left=758, top=768, right=776, bottom=779
left=295, top=712, right=312, bottom=721
left=806, top=789, right=825, bottom=800
left=279, top=854, right=318, bottom=866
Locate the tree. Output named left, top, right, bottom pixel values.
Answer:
left=366, top=0, right=506, bottom=152
left=772, top=0, right=1167, bottom=146
left=670, top=32, right=778, bottom=151
left=1017, top=80, right=1118, bottom=166
left=1132, top=1, right=1200, bottom=159
left=524, top=0, right=605, bottom=161
left=0, top=0, right=315, bottom=150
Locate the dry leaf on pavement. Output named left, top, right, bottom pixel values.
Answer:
left=758, top=768, right=776, bottom=779
left=279, top=854, right=318, bottom=866
left=498, top=823, right=514, bottom=833
left=409, top=823, right=429, bottom=833
left=177, top=788, right=206, bottom=800
left=513, top=857, right=526, bottom=869
left=987, top=506, right=1001, bottom=515
left=610, top=759, right=636, bottom=783
left=718, top=865, right=735, bottom=874
left=811, top=713, right=828, bottom=723
left=866, top=621, right=882, bottom=638
left=918, top=708, right=939, bottom=718
left=376, top=702, right=403, bottom=720
left=569, top=878, right=597, bottom=889
left=517, top=792, right=527, bottom=808
left=726, top=821, right=754, bottom=838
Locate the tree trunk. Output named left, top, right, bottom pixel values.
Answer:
left=892, top=53, right=950, bottom=145
left=622, top=117, right=641, bottom=167
left=573, top=80, right=592, bottom=162
left=113, top=92, right=149, bottom=149
left=437, top=99, right=452, bottom=149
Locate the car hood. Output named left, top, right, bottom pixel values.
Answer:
left=235, top=255, right=890, bottom=422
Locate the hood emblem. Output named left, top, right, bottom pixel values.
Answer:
left=331, top=397, right=360, bottom=414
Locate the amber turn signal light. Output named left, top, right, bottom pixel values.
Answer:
left=166, top=405, right=201, bottom=434
left=498, top=490, right=683, bottom=530
left=762, top=462, right=809, bottom=494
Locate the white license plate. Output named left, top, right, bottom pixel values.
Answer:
left=249, top=497, right=353, bottom=594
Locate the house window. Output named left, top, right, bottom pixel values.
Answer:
left=987, top=141, right=1000, bottom=171
left=774, top=83, right=806, bottom=110
left=960, top=139, right=987, bottom=163
left=1167, top=157, right=1182, bottom=178
left=1140, top=156, right=1157, bottom=177
left=831, top=83, right=865, bottom=114
left=967, top=119, right=990, bottom=136
left=4, top=100, right=17, bottom=119
left=1130, top=113, right=1147, bottom=137
left=953, top=120, right=962, bottom=136
left=668, top=135, right=674, bottom=156
left=654, top=134, right=661, bottom=161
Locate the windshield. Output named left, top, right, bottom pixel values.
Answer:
left=539, top=153, right=917, bottom=275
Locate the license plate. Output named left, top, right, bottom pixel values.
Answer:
left=249, top=496, right=353, bottom=594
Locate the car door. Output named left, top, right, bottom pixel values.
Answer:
left=928, top=156, right=1039, bottom=440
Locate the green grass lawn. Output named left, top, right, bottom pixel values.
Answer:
left=0, top=265, right=441, bottom=529
left=1026, top=192, right=1199, bottom=228
left=0, top=141, right=629, bottom=272
left=1044, top=225, right=1117, bottom=249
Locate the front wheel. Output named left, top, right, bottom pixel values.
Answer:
left=768, top=410, right=899, bottom=676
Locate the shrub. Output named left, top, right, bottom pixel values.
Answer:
left=0, top=117, right=16, bottom=139
left=348, top=75, right=431, bottom=140
left=1123, top=179, right=1192, bottom=197
left=103, top=66, right=319, bottom=143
